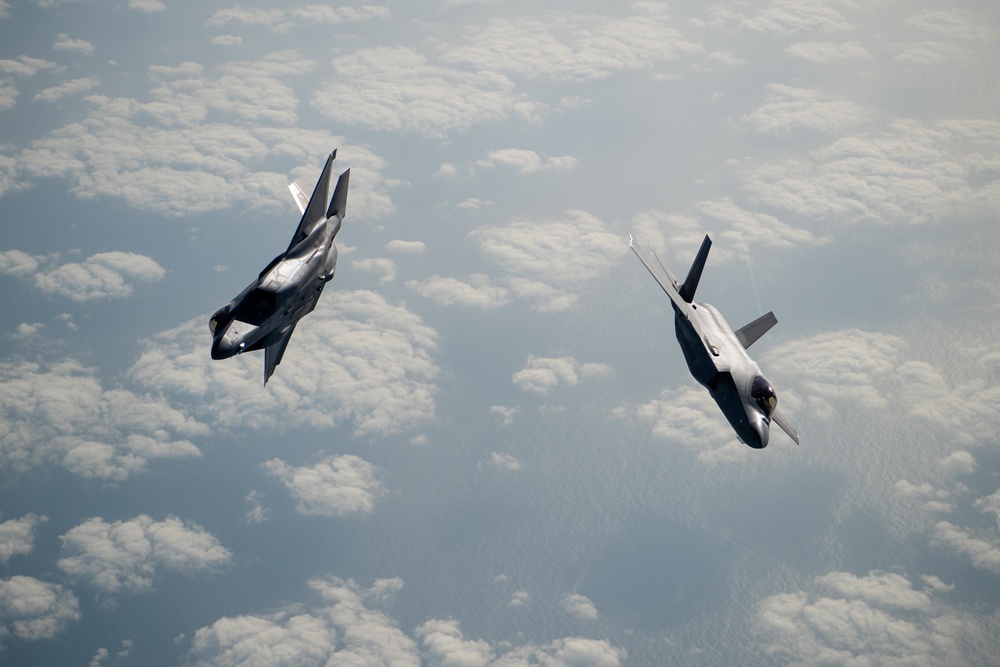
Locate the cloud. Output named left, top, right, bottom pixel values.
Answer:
left=975, top=490, right=1000, bottom=531
left=11, top=51, right=395, bottom=219
left=489, top=405, right=519, bottom=426
left=33, top=251, right=166, bottom=301
left=311, top=46, right=524, bottom=138
left=130, top=290, right=440, bottom=437
left=562, top=594, right=598, bottom=620
left=406, top=274, right=510, bottom=310
left=513, top=355, right=612, bottom=395
left=0, top=249, right=40, bottom=276
left=210, top=35, right=242, bottom=47
left=417, top=619, right=493, bottom=666
left=437, top=7, right=701, bottom=82
left=636, top=385, right=749, bottom=464
left=489, top=452, right=521, bottom=471
left=33, top=76, right=99, bottom=103
left=57, top=515, right=231, bottom=597
left=385, top=240, right=426, bottom=255
left=434, top=162, right=459, bottom=178
left=0, top=576, right=80, bottom=642
left=187, top=577, right=419, bottom=667
left=350, top=257, right=396, bottom=284
left=206, top=5, right=284, bottom=27
left=0, top=513, right=46, bottom=565
left=741, top=83, right=869, bottom=136
left=0, top=56, right=59, bottom=77
left=243, top=490, right=270, bottom=524
left=263, top=454, right=383, bottom=517
left=933, top=521, right=1000, bottom=577
left=0, top=359, right=205, bottom=480
left=740, top=0, right=853, bottom=36
left=468, top=210, right=625, bottom=311
left=756, top=570, right=983, bottom=664
left=784, top=41, right=872, bottom=63
left=893, top=9, right=991, bottom=65
left=474, top=148, right=577, bottom=173
left=53, top=33, right=94, bottom=56
left=290, top=5, right=389, bottom=24
left=128, top=0, right=164, bottom=12
left=938, top=450, right=976, bottom=476
left=740, top=119, right=1000, bottom=227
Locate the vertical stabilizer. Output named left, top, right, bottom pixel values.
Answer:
left=326, top=168, right=350, bottom=220
left=678, top=234, right=711, bottom=303
left=286, top=151, right=338, bottom=252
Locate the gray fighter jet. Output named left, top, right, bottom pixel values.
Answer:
left=210, top=151, right=349, bottom=384
left=629, top=234, right=799, bottom=448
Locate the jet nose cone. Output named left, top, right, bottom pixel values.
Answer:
left=740, top=418, right=769, bottom=449
left=211, top=329, right=244, bottom=359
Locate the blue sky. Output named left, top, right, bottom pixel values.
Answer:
left=1, top=1, right=999, bottom=665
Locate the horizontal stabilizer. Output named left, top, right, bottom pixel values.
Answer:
left=678, top=234, right=711, bottom=303
left=326, top=168, right=350, bottom=220
left=735, top=311, right=778, bottom=349
left=288, top=181, right=308, bottom=215
left=771, top=408, right=799, bottom=445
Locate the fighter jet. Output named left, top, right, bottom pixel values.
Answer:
left=210, top=151, right=349, bottom=384
left=629, top=234, right=799, bottom=448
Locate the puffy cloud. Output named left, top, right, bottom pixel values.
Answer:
left=385, top=239, right=426, bottom=255
left=418, top=619, right=493, bottom=667
left=740, top=0, right=853, bottom=36
left=933, top=521, right=1000, bottom=577
left=741, top=83, right=869, bottom=136
left=438, top=7, right=701, bottom=82
left=0, top=513, right=46, bottom=565
left=513, top=355, right=613, bottom=395
left=0, top=249, right=40, bottom=276
left=263, top=454, right=383, bottom=517
left=562, top=594, right=598, bottom=620
left=489, top=405, right=519, bottom=426
left=128, top=0, right=164, bottom=12
left=0, top=576, right=80, bottom=642
left=0, top=56, right=58, bottom=77
left=475, top=149, right=577, bottom=174
left=740, top=119, right=1000, bottom=227
left=756, top=571, right=982, bottom=665
left=350, top=257, right=396, bottom=284
left=894, top=9, right=992, bottom=65
left=636, top=385, right=749, bottom=464
left=130, top=290, right=440, bottom=437
left=489, top=452, right=521, bottom=471
left=0, top=78, right=15, bottom=111
left=406, top=274, right=510, bottom=310
left=0, top=359, right=205, bottom=480
left=469, top=210, right=625, bottom=311
left=32, top=251, right=166, bottom=301
left=57, top=515, right=231, bottom=597
left=210, top=35, right=242, bottom=47
left=938, top=450, right=976, bottom=476
left=243, top=490, right=270, bottom=524
left=33, top=77, right=99, bottom=103
left=311, top=47, right=522, bottom=138
left=187, top=577, right=419, bottom=667
left=206, top=6, right=284, bottom=27
left=53, top=33, right=94, bottom=56
left=290, top=4, right=389, bottom=24
left=11, top=52, right=395, bottom=219
left=975, top=490, right=1000, bottom=530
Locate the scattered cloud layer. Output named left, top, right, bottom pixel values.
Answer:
left=475, top=148, right=577, bottom=173
left=263, top=455, right=383, bottom=517
left=57, top=515, right=231, bottom=597
left=741, top=83, right=869, bottom=136
left=513, top=355, right=613, bottom=395
left=130, top=290, right=440, bottom=437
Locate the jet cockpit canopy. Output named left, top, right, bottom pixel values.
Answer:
left=751, top=375, right=777, bottom=418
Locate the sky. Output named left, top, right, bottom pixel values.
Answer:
left=1, top=0, right=999, bottom=665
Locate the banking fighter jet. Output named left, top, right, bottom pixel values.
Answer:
left=210, top=151, right=349, bottom=384
left=629, top=234, right=799, bottom=448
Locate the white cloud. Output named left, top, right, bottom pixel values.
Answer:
left=351, top=257, right=396, bottom=284
left=756, top=571, right=983, bottom=665
left=206, top=5, right=284, bottom=27
left=434, top=162, right=459, bottom=178
left=187, top=577, right=419, bottom=667
left=57, top=515, right=231, bottom=597
left=0, top=359, right=205, bottom=480
left=562, top=594, right=598, bottom=620
left=263, top=455, right=383, bottom=517
left=0, top=78, right=15, bottom=111
left=468, top=210, right=625, bottom=310
left=489, top=452, right=521, bottom=471
left=489, top=405, right=519, bottom=426
left=741, top=0, right=853, bottom=36
left=13, top=322, right=43, bottom=339
left=0, top=576, right=79, bottom=642
left=406, top=274, right=510, bottom=310
left=938, top=450, right=976, bottom=476
left=0, top=56, right=59, bottom=77
left=784, top=41, right=872, bottom=63
left=312, top=47, right=523, bottom=138
left=975, top=490, right=1000, bottom=531
left=290, top=5, right=389, bottom=24
left=741, top=83, right=869, bottom=136
left=513, top=355, right=612, bottom=395
left=475, top=148, right=577, bottom=173
left=933, top=521, right=1000, bottom=577
left=636, top=385, right=749, bottom=464
left=0, top=513, right=46, bottom=564
left=210, top=35, right=242, bottom=47
left=130, top=290, right=440, bottom=437
left=243, top=490, right=270, bottom=524
left=0, top=249, right=40, bottom=276
left=385, top=240, right=426, bottom=255
left=438, top=8, right=701, bottom=82
left=417, top=619, right=493, bottom=667
left=509, top=590, right=529, bottom=607
left=894, top=9, right=991, bottom=65
left=127, top=0, right=164, bottom=12
left=32, top=251, right=166, bottom=301
left=53, top=33, right=94, bottom=56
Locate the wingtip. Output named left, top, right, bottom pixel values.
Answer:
left=330, top=148, right=338, bottom=160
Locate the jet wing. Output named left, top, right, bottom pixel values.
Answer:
left=629, top=234, right=686, bottom=311
left=264, top=324, right=296, bottom=385
left=771, top=408, right=800, bottom=445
